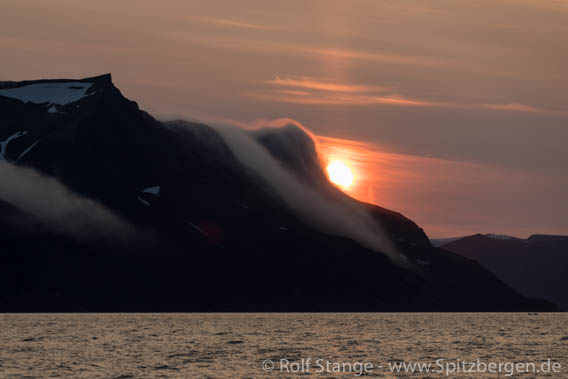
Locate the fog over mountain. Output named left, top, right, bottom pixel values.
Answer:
left=211, top=122, right=400, bottom=263
left=0, top=162, right=140, bottom=243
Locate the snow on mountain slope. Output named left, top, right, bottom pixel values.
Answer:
left=431, top=233, right=518, bottom=246
left=0, top=82, right=93, bottom=105
left=15, top=140, right=39, bottom=162
left=143, top=186, right=160, bottom=196
left=485, top=233, right=517, bottom=241
left=137, top=197, right=151, bottom=206
left=0, top=131, right=28, bottom=161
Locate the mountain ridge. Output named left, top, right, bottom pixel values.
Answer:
left=440, top=234, right=568, bottom=310
left=0, top=74, right=559, bottom=311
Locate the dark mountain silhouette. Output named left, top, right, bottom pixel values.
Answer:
left=0, top=74, right=558, bottom=311
left=440, top=234, right=568, bottom=310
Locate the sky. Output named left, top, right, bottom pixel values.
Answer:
left=1, top=0, right=567, bottom=238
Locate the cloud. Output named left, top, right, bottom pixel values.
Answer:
left=260, top=75, right=442, bottom=107
left=258, top=76, right=553, bottom=112
left=248, top=90, right=435, bottom=107
left=251, top=90, right=548, bottom=111
left=187, top=16, right=271, bottom=31
left=311, top=47, right=454, bottom=70
left=204, top=120, right=403, bottom=264
left=0, top=161, right=142, bottom=244
left=482, top=103, right=539, bottom=112
left=267, top=76, right=387, bottom=93
left=182, top=36, right=480, bottom=75
left=276, top=89, right=312, bottom=97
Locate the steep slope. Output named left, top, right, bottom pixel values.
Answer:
left=0, top=74, right=558, bottom=311
left=441, top=234, right=568, bottom=310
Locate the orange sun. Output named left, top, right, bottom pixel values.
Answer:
left=326, top=160, right=354, bottom=189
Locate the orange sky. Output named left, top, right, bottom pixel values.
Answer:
left=1, top=0, right=567, bottom=237
left=317, top=135, right=567, bottom=238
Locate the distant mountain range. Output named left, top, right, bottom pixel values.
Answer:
left=431, top=233, right=524, bottom=247
left=0, top=74, right=558, bottom=311
left=437, top=234, right=568, bottom=310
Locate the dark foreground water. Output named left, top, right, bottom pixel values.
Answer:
left=0, top=313, right=566, bottom=378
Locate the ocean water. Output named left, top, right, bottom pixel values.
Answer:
left=0, top=313, right=566, bottom=378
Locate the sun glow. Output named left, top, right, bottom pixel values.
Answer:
left=326, top=160, right=354, bottom=189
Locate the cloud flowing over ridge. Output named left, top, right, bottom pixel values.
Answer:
left=208, top=120, right=401, bottom=263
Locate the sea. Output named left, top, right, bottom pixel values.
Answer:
left=0, top=313, right=566, bottom=378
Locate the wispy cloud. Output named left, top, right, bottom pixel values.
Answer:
left=259, top=75, right=551, bottom=112
left=482, top=103, right=539, bottom=112
left=250, top=92, right=434, bottom=107
left=261, top=76, right=432, bottom=107
left=311, top=47, right=451, bottom=70
left=183, top=36, right=486, bottom=75
left=187, top=16, right=271, bottom=31
left=267, top=76, right=387, bottom=93
left=276, top=89, right=312, bottom=97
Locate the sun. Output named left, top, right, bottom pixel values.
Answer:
left=326, top=160, right=354, bottom=189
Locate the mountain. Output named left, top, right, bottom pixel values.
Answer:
left=431, top=234, right=518, bottom=247
left=431, top=237, right=463, bottom=247
left=440, top=234, right=568, bottom=310
left=0, top=74, right=558, bottom=311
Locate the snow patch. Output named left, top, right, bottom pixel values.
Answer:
left=0, top=82, right=93, bottom=106
left=47, top=105, right=58, bottom=113
left=416, top=259, right=431, bottom=266
left=485, top=233, right=515, bottom=240
left=143, top=186, right=160, bottom=196
left=0, top=131, right=28, bottom=161
left=138, top=186, right=160, bottom=206
left=16, top=140, right=39, bottom=162
left=137, top=197, right=150, bottom=206
left=187, top=221, right=209, bottom=237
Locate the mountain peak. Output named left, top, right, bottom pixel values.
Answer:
left=0, top=74, right=119, bottom=109
left=485, top=233, right=518, bottom=241
left=0, top=73, right=114, bottom=90
left=83, top=73, right=112, bottom=83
